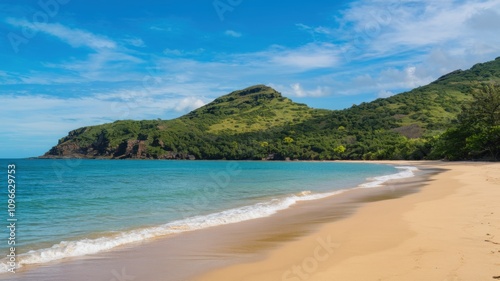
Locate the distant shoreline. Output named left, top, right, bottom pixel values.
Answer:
left=2, top=161, right=498, bottom=281
left=195, top=161, right=500, bottom=281
left=0, top=160, right=428, bottom=280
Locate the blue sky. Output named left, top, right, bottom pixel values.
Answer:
left=1, top=0, right=500, bottom=158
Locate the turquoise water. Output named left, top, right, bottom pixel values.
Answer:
left=0, top=159, right=413, bottom=272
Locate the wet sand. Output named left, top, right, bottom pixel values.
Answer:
left=4, top=161, right=498, bottom=281
left=197, top=161, right=500, bottom=281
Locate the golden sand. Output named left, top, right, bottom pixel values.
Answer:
left=196, top=162, right=500, bottom=281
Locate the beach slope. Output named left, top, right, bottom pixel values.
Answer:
left=197, top=162, right=500, bottom=281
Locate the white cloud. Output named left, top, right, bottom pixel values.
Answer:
left=467, top=8, right=500, bottom=30
left=252, top=43, right=340, bottom=70
left=296, top=23, right=333, bottom=36
left=35, top=50, right=145, bottom=84
left=338, top=0, right=500, bottom=62
left=123, top=37, right=146, bottom=47
left=4, top=0, right=500, bottom=138
left=3, top=18, right=148, bottom=85
left=271, top=48, right=338, bottom=69
left=6, top=18, right=117, bottom=50
left=297, top=0, right=500, bottom=97
left=0, top=94, right=121, bottom=157
left=163, top=48, right=184, bottom=56
left=149, top=25, right=173, bottom=32
left=270, top=83, right=332, bottom=98
left=163, top=48, right=205, bottom=57
left=225, top=30, right=242, bottom=38
left=290, top=83, right=331, bottom=97
left=378, top=90, right=395, bottom=98
left=337, top=64, right=435, bottom=96
left=175, top=97, right=206, bottom=112
left=378, top=66, right=432, bottom=89
left=150, top=43, right=342, bottom=87
left=0, top=89, right=210, bottom=157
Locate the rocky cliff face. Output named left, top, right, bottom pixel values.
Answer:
left=41, top=132, right=196, bottom=160
left=41, top=139, right=196, bottom=159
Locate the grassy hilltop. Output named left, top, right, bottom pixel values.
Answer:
left=42, top=57, right=500, bottom=160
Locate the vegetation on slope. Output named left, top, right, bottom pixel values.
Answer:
left=42, top=57, right=500, bottom=161
left=183, top=85, right=328, bottom=134
left=432, top=84, right=500, bottom=160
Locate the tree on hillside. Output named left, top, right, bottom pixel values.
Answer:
left=433, top=84, right=500, bottom=160
left=260, top=141, right=270, bottom=156
left=333, top=145, right=346, bottom=159
left=283, top=137, right=294, bottom=144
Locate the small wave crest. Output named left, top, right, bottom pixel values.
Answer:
left=0, top=166, right=418, bottom=273
left=360, top=166, right=419, bottom=188
left=0, top=189, right=344, bottom=273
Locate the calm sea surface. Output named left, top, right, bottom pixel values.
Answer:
left=0, top=159, right=415, bottom=272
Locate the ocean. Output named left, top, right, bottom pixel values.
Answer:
left=0, top=159, right=417, bottom=273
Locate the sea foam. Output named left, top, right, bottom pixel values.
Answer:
left=0, top=166, right=418, bottom=273
left=360, top=166, right=419, bottom=188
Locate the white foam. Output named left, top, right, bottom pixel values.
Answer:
left=0, top=189, right=344, bottom=273
left=360, top=166, right=419, bottom=188
left=0, top=166, right=417, bottom=273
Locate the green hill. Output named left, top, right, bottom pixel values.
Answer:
left=183, top=85, right=329, bottom=134
left=41, top=57, right=500, bottom=160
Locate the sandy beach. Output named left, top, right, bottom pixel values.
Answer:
left=3, top=161, right=499, bottom=281
left=196, top=161, right=500, bottom=281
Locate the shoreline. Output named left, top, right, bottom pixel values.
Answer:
left=0, top=161, right=405, bottom=274
left=196, top=161, right=500, bottom=281
left=3, top=161, right=498, bottom=280
left=1, top=161, right=433, bottom=281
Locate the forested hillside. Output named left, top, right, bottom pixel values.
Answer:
left=41, top=57, right=500, bottom=160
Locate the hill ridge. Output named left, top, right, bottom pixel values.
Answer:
left=41, top=56, right=500, bottom=160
